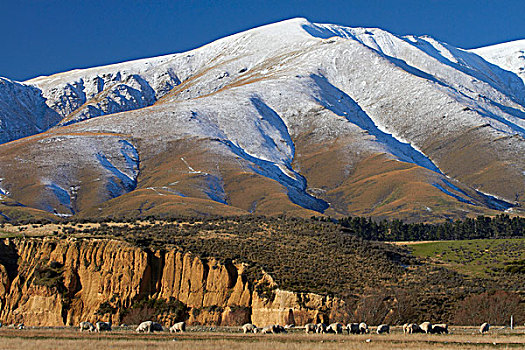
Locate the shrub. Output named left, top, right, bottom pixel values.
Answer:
left=96, top=301, right=118, bottom=315
left=255, top=281, right=276, bottom=302
left=122, top=297, right=187, bottom=324
left=32, top=260, right=64, bottom=292
left=453, top=290, right=523, bottom=325
left=503, top=260, right=525, bottom=274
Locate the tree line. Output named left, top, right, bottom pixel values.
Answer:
left=338, top=214, right=524, bottom=241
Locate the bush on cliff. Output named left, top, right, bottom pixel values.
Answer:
left=31, top=260, right=65, bottom=293
left=121, top=297, right=187, bottom=324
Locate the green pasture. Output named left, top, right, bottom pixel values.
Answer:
left=407, top=238, right=525, bottom=277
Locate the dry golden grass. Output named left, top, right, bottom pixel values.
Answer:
left=0, top=328, right=523, bottom=350
left=424, top=125, right=524, bottom=204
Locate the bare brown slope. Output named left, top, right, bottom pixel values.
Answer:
left=425, top=125, right=525, bottom=203
left=291, top=128, right=503, bottom=222
left=0, top=125, right=507, bottom=222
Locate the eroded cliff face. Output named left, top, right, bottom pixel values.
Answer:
left=0, top=238, right=344, bottom=326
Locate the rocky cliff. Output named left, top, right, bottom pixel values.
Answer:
left=0, top=237, right=344, bottom=326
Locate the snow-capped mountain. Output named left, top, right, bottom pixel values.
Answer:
left=0, top=18, right=523, bottom=221
left=0, top=78, right=62, bottom=144
left=471, top=39, right=525, bottom=85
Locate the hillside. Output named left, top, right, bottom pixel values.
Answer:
left=406, top=238, right=525, bottom=278
left=0, top=18, right=524, bottom=222
left=0, top=217, right=523, bottom=325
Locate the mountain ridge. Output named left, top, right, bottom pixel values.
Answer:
left=0, top=18, right=523, bottom=222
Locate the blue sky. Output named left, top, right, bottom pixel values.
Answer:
left=1, top=0, right=524, bottom=81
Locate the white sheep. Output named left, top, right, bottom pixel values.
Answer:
left=419, top=321, right=432, bottom=334
left=347, top=323, right=360, bottom=334
left=242, top=323, right=258, bottom=334
left=480, top=322, right=490, bottom=334
left=136, top=320, right=164, bottom=333
left=95, top=321, right=112, bottom=332
left=326, top=322, right=344, bottom=334
left=432, top=323, right=448, bottom=334
left=305, top=323, right=317, bottom=333
left=316, top=323, right=327, bottom=333
left=402, top=323, right=409, bottom=334
left=261, top=325, right=274, bottom=334
left=170, top=321, right=185, bottom=333
left=136, top=321, right=153, bottom=333
left=79, top=321, right=95, bottom=332
left=376, top=324, right=390, bottom=334
left=359, top=322, right=369, bottom=334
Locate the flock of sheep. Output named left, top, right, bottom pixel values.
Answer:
left=242, top=321, right=492, bottom=335
left=77, top=320, right=492, bottom=335
left=242, top=322, right=387, bottom=335
left=78, top=320, right=186, bottom=333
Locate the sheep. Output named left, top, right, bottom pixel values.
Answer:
left=135, top=321, right=163, bottom=333
left=95, top=321, right=112, bottom=332
left=305, top=323, right=317, bottom=333
left=79, top=321, right=95, bottom=332
left=419, top=322, right=432, bottom=334
left=326, top=322, right=344, bottom=334
left=242, top=323, right=258, bottom=334
left=136, top=321, right=152, bottom=333
left=480, top=322, right=490, bottom=334
left=347, top=323, right=360, bottom=334
left=376, top=324, right=389, bottom=334
left=406, top=323, right=422, bottom=334
left=261, top=325, right=274, bottom=334
left=151, top=322, right=164, bottom=332
left=359, top=322, right=369, bottom=334
left=431, top=323, right=448, bottom=334
left=274, top=324, right=287, bottom=333
left=316, top=323, right=327, bottom=334
left=402, top=323, right=409, bottom=334
left=169, top=321, right=185, bottom=333
left=402, top=323, right=412, bottom=334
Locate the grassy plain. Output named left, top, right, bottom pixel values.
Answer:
left=0, top=327, right=523, bottom=350
left=405, top=238, right=525, bottom=277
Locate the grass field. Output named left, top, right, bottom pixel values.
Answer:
left=0, top=327, right=523, bottom=350
left=404, top=238, right=525, bottom=277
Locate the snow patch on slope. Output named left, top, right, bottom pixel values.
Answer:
left=310, top=74, right=442, bottom=173
left=95, top=140, right=140, bottom=198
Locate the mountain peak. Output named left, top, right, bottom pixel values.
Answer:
left=0, top=19, right=523, bottom=221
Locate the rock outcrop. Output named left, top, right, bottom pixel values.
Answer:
left=0, top=238, right=343, bottom=326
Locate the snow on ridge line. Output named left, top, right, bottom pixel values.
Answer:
left=22, top=17, right=313, bottom=86
left=24, top=53, right=179, bottom=85
left=470, top=39, right=525, bottom=86
left=13, top=17, right=524, bottom=89
left=303, top=21, right=525, bottom=105
left=469, top=39, right=525, bottom=52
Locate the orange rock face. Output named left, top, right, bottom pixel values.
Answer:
left=0, top=238, right=343, bottom=326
